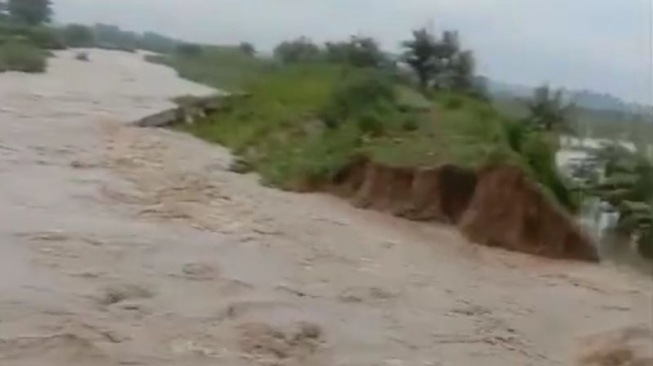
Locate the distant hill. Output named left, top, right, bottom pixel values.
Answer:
left=488, top=80, right=652, bottom=144
left=486, top=80, right=652, bottom=116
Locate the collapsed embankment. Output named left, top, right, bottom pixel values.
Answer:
left=331, top=157, right=598, bottom=262
left=136, top=90, right=598, bottom=262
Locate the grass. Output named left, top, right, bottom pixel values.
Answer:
left=158, top=50, right=578, bottom=211
left=146, top=45, right=274, bottom=92
left=365, top=94, right=516, bottom=168
left=0, top=20, right=60, bottom=73
left=0, top=40, right=47, bottom=72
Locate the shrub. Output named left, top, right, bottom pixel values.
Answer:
left=520, top=131, right=579, bottom=212
left=319, top=71, right=396, bottom=129
left=442, top=94, right=465, bottom=110
left=0, top=41, right=47, bottom=72
left=177, top=43, right=202, bottom=57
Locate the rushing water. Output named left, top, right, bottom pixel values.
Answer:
left=558, top=139, right=653, bottom=275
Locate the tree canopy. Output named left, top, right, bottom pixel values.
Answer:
left=526, top=85, right=575, bottom=132
left=7, top=0, right=51, bottom=25
left=401, top=28, right=478, bottom=94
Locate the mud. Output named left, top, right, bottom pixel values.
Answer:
left=0, top=49, right=650, bottom=366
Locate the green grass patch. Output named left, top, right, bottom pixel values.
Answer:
left=146, top=45, right=274, bottom=92
left=168, top=55, right=578, bottom=211
left=0, top=40, right=47, bottom=72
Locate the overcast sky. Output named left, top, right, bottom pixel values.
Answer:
left=54, top=0, right=652, bottom=104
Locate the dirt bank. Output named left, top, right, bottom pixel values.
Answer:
left=0, top=49, right=650, bottom=366
left=459, top=165, right=598, bottom=261
left=333, top=159, right=597, bottom=261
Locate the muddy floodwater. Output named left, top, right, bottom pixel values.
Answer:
left=0, top=49, right=650, bottom=366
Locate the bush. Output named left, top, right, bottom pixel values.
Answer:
left=442, top=94, right=465, bottom=110
left=177, top=43, right=202, bottom=57
left=0, top=23, right=64, bottom=50
left=520, top=131, right=579, bottom=212
left=319, top=71, right=396, bottom=129
left=0, top=41, right=47, bottom=72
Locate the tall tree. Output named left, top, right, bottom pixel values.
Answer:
left=7, top=0, right=52, bottom=25
left=527, top=85, right=575, bottom=132
left=401, top=28, right=439, bottom=90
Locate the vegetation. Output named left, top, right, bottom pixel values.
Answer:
left=6, top=0, right=51, bottom=25
left=0, top=40, right=46, bottom=72
left=147, top=45, right=273, bottom=92
left=0, top=6, right=182, bottom=73
left=0, top=0, right=54, bottom=73
left=87, top=24, right=175, bottom=53
left=156, top=32, right=577, bottom=212
left=590, top=144, right=653, bottom=257
left=526, top=84, right=575, bottom=132
left=274, top=37, right=322, bottom=64
left=66, top=23, right=179, bottom=53
left=239, top=42, right=255, bottom=57
left=401, top=28, right=478, bottom=95
left=494, top=90, right=652, bottom=144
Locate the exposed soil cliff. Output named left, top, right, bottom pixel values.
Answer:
left=332, top=159, right=597, bottom=261
left=459, top=165, right=598, bottom=261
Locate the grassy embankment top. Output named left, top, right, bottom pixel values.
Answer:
left=151, top=43, right=578, bottom=212
left=0, top=20, right=56, bottom=72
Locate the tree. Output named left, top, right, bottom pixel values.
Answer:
left=274, top=37, right=321, bottom=63
left=449, top=50, right=476, bottom=92
left=239, top=42, right=256, bottom=56
left=526, top=85, right=575, bottom=132
left=401, top=29, right=439, bottom=90
left=63, top=24, right=95, bottom=48
left=325, top=36, right=387, bottom=68
left=431, top=31, right=461, bottom=89
left=7, top=0, right=52, bottom=25
left=402, top=28, right=477, bottom=94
